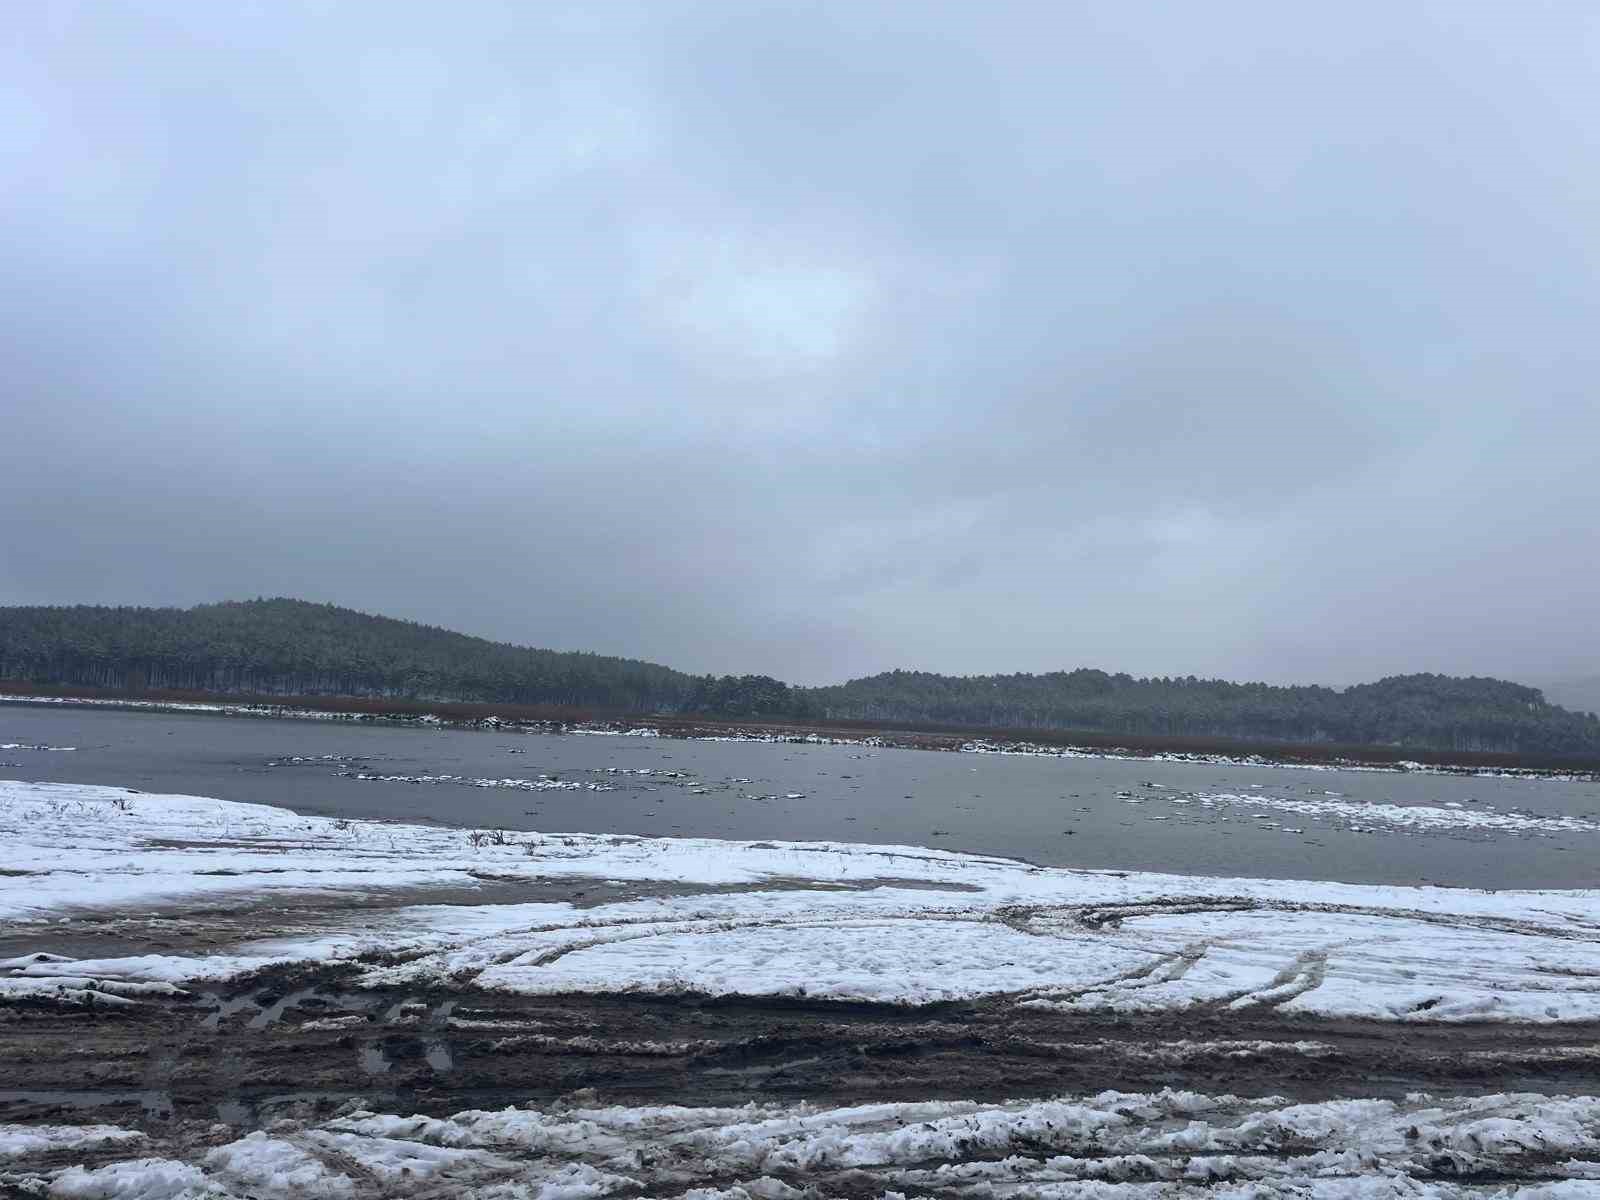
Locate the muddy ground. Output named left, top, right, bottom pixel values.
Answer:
left=10, top=979, right=1600, bottom=1200
left=6, top=959, right=1600, bottom=1136
left=6, top=879, right=1600, bottom=1186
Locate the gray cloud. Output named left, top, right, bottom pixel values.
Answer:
left=3, top=1, right=1597, bottom=687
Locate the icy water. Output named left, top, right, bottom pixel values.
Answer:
left=4, top=704, right=1600, bottom=888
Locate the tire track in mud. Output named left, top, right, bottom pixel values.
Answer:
left=1005, top=939, right=1213, bottom=1010
left=1225, top=948, right=1330, bottom=1011
left=427, top=908, right=989, bottom=986
left=9, top=890, right=1600, bottom=1137
left=9, top=963, right=1600, bottom=1134
left=1062, top=893, right=1600, bottom=942
left=462, top=893, right=1347, bottom=1013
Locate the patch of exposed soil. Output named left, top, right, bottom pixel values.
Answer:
left=5, top=959, right=1599, bottom=1139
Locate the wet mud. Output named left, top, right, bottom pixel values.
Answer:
left=5, top=959, right=1599, bottom=1139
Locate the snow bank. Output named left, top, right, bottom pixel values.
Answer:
left=5, top=1091, right=1599, bottom=1197
left=0, top=1123, right=144, bottom=1159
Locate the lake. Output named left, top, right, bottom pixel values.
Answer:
left=4, top=703, right=1599, bottom=889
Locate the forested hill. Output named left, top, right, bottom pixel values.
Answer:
left=807, top=668, right=1600, bottom=756
left=0, top=599, right=697, bottom=711
left=3, top=600, right=1599, bottom=756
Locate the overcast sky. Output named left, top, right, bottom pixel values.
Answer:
left=3, top=2, right=1597, bottom=687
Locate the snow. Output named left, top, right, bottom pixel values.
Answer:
left=200, top=1132, right=357, bottom=1198
left=469, top=915, right=1151, bottom=1004
left=0, top=1124, right=144, bottom=1159
left=45, top=1158, right=211, bottom=1199
left=8, top=776, right=1600, bottom=1193
left=0, top=693, right=357, bottom=721
left=5, top=1091, right=1600, bottom=1196
left=4, top=780, right=1600, bottom=1022
left=0, top=974, right=187, bottom=1008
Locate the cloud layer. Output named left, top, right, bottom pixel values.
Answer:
left=4, top=2, right=1597, bottom=686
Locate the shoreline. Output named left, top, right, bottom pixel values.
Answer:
left=5, top=687, right=1600, bottom=781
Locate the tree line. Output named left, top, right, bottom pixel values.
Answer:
left=806, top=667, right=1600, bottom=755
left=3, top=599, right=1597, bottom=755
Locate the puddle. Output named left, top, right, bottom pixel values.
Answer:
left=423, top=998, right=458, bottom=1071
left=385, top=998, right=427, bottom=1023
left=430, top=999, right=459, bottom=1024
left=359, top=1043, right=391, bottom=1075
left=204, top=988, right=380, bottom=1031
left=202, top=994, right=256, bottom=1030
left=248, top=987, right=319, bottom=1030
left=702, top=1056, right=822, bottom=1079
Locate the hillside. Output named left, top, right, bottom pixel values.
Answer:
left=808, top=668, right=1600, bottom=756
left=3, top=599, right=1599, bottom=756
left=0, top=599, right=697, bottom=711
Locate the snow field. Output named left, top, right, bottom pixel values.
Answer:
left=4, top=780, right=1600, bottom=1021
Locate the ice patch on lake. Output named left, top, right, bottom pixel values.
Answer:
left=265, top=754, right=370, bottom=766
left=961, top=737, right=1600, bottom=782
left=1182, top=790, right=1600, bottom=835
left=332, top=771, right=615, bottom=792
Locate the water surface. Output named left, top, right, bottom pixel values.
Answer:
left=4, top=704, right=1599, bottom=888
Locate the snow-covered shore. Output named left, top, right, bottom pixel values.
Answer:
left=5, top=780, right=1600, bottom=1023
left=6, top=779, right=1600, bottom=1196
